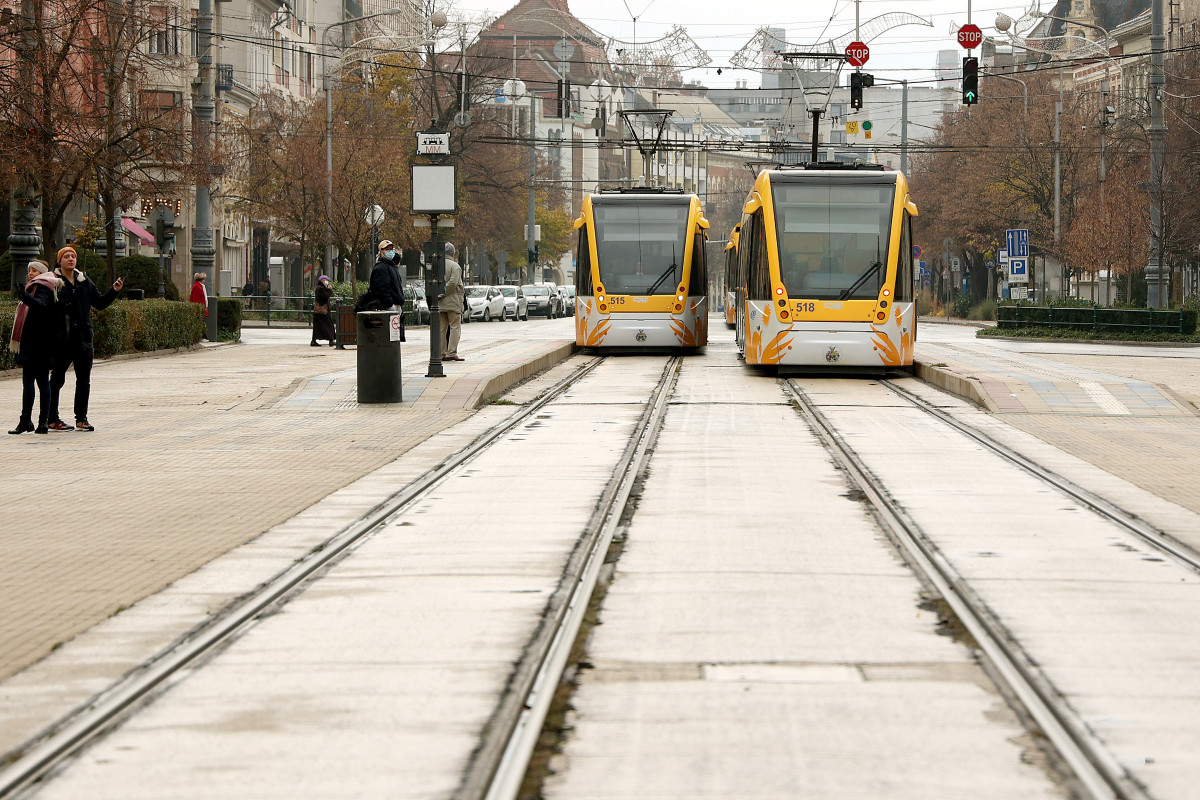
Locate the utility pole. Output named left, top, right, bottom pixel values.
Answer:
left=193, top=0, right=218, bottom=341
left=900, top=79, right=909, bottom=174
left=527, top=89, right=537, bottom=284
left=1147, top=0, right=1167, bottom=308
left=6, top=0, right=41, bottom=293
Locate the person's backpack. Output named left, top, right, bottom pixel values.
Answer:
left=354, top=289, right=385, bottom=312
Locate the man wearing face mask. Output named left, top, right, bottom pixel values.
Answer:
left=369, top=239, right=405, bottom=311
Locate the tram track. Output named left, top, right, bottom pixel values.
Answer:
left=0, top=353, right=678, bottom=800
left=881, top=379, right=1200, bottom=576
left=782, top=377, right=1152, bottom=800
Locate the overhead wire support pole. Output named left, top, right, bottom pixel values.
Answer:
left=194, top=0, right=218, bottom=343
left=1148, top=0, right=1167, bottom=308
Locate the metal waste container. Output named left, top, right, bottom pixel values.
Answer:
left=356, top=311, right=403, bottom=403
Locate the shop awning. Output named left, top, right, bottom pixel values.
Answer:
left=122, top=217, right=156, bottom=245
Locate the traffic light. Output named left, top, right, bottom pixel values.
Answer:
left=556, top=79, right=572, bottom=117
left=850, top=72, right=863, bottom=111
left=154, top=215, right=174, bottom=251
left=962, top=57, right=979, bottom=105
left=456, top=71, right=470, bottom=113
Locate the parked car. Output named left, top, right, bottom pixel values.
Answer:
left=407, top=285, right=429, bottom=325
left=464, top=285, right=507, bottom=322
left=542, top=282, right=561, bottom=318
left=498, top=285, right=528, bottom=321
left=522, top=284, right=557, bottom=318
left=557, top=285, right=575, bottom=317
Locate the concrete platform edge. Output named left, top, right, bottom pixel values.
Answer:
left=469, top=342, right=578, bottom=408
left=914, top=359, right=998, bottom=413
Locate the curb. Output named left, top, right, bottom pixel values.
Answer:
left=976, top=334, right=1200, bottom=348
left=469, top=342, right=577, bottom=408
left=914, top=359, right=998, bottom=413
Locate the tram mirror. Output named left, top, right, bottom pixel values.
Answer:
left=697, top=215, right=710, bottom=229
left=905, top=199, right=919, bottom=216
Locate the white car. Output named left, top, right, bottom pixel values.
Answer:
left=498, top=285, right=528, bottom=321
left=464, top=285, right=507, bottom=322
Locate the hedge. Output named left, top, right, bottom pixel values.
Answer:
left=1, top=298, right=205, bottom=370
left=216, top=297, right=243, bottom=341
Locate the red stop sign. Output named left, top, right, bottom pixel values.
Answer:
left=957, top=24, right=983, bottom=49
left=845, top=41, right=869, bottom=67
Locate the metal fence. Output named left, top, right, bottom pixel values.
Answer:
left=997, top=304, right=1191, bottom=334
left=237, top=295, right=422, bottom=327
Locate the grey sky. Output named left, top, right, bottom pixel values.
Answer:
left=452, top=0, right=1042, bottom=86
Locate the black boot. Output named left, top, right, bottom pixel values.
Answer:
left=35, top=422, right=48, bottom=434
left=8, top=418, right=34, bottom=435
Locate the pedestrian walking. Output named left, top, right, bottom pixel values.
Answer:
left=241, top=278, right=255, bottom=301
left=46, top=246, right=123, bottom=433
left=369, top=240, right=405, bottom=311
left=9, top=261, right=63, bottom=435
left=189, top=272, right=209, bottom=317
left=311, top=275, right=336, bottom=346
left=439, top=242, right=465, bottom=361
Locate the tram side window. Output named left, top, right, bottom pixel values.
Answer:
left=749, top=212, right=770, bottom=300
left=576, top=225, right=593, bottom=295
left=689, top=232, right=707, bottom=296
left=896, top=214, right=913, bottom=302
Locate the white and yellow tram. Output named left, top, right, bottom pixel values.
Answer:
left=573, top=189, right=709, bottom=350
left=733, top=164, right=919, bottom=368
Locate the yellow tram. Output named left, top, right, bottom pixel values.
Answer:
left=722, top=223, right=740, bottom=330
left=733, top=164, right=918, bottom=367
left=574, top=189, right=709, bottom=350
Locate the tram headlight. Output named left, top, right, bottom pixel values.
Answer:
left=876, top=311, right=887, bottom=321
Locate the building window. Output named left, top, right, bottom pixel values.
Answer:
left=148, top=6, right=179, bottom=55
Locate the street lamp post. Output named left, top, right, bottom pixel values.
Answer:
left=194, top=0, right=218, bottom=342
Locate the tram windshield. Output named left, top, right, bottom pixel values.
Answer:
left=772, top=181, right=895, bottom=300
left=593, top=200, right=690, bottom=295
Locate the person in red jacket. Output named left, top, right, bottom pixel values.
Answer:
left=189, top=272, right=209, bottom=317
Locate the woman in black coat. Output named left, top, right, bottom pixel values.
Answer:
left=311, top=276, right=336, bottom=346
left=9, top=260, right=63, bottom=435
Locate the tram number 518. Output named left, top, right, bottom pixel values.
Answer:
left=796, top=302, right=816, bottom=313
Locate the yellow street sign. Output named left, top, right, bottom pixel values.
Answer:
left=846, top=121, right=859, bottom=135
left=865, top=130, right=872, bottom=139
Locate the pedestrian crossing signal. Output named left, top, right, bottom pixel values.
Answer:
left=962, top=57, right=979, bottom=105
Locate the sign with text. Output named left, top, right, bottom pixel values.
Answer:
left=416, top=132, right=450, bottom=156
left=845, top=41, right=870, bottom=67
left=957, top=24, right=983, bottom=49
left=1008, top=256, right=1029, bottom=284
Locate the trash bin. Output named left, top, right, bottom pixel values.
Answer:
left=356, top=311, right=403, bottom=403
left=123, top=289, right=145, bottom=300
left=336, top=303, right=357, bottom=348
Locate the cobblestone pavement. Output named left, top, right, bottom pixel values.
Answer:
left=917, top=324, right=1200, bottom=515
left=0, top=328, right=571, bottom=681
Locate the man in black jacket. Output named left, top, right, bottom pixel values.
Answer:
left=47, top=246, right=123, bottom=432
left=368, top=239, right=405, bottom=310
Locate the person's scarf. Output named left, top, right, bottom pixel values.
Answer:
left=9, top=273, right=61, bottom=353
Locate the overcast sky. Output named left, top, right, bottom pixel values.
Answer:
left=451, top=0, right=1045, bottom=87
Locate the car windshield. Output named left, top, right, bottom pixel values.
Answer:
left=524, top=286, right=550, bottom=296
left=499, top=287, right=516, bottom=297
left=593, top=198, right=690, bottom=296
left=466, top=287, right=488, bottom=298
left=771, top=180, right=895, bottom=300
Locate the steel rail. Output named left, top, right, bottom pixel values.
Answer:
left=883, top=379, right=1200, bottom=575
left=462, top=357, right=682, bottom=800
left=782, top=379, right=1150, bottom=800
left=0, top=355, right=607, bottom=800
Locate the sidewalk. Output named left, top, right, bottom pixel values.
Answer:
left=0, top=329, right=574, bottom=688
left=915, top=322, right=1200, bottom=515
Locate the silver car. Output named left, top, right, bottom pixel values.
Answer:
left=465, top=285, right=507, bottom=322
left=498, top=285, right=528, bottom=321
left=557, top=285, right=575, bottom=317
